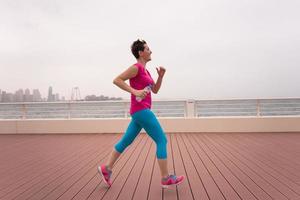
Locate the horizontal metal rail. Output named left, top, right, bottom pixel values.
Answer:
left=0, top=98, right=300, bottom=119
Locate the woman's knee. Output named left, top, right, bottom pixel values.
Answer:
left=157, top=132, right=167, bottom=145
left=114, top=138, right=133, bottom=153
left=156, top=141, right=168, bottom=159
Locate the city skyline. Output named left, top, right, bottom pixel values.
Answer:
left=0, top=87, right=62, bottom=102
left=0, top=86, right=123, bottom=102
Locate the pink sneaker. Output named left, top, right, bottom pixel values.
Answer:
left=161, top=175, right=185, bottom=188
left=97, top=165, right=112, bottom=186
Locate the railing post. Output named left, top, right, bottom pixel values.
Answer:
left=257, top=99, right=261, bottom=117
left=186, top=100, right=195, bottom=118
left=22, top=103, right=27, bottom=119
left=68, top=102, right=71, bottom=119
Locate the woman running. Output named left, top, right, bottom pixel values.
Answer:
left=98, top=39, right=184, bottom=188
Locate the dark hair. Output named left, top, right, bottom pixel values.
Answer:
left=131, top=39, right=147, bottom=59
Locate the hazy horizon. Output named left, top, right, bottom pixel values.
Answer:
left=1, top=0, right=299, bottom=100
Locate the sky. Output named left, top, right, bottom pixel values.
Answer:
left=0, top=0, right=299, bottom=100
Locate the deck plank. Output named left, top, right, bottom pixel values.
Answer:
left=42, top=135, right=120, bottom=200
left=171, top=134, right=194, bottom=200
left=203, top=133, right=273, bottom=200
left=131, top=137, right=156, bottom=200
left=101, top=136, right=150, bottom=200
left=0, top=135, right=83, bottom=181
left=212, top=133, right=290, bottom=199
left=164, top=134, right=178, bottom=200
left=6, top=135, right=111, bottom=200
left=0, top=135, right=93, bottom=199
left=190, top=134, right=241, bottom=200
left=184, top=134, right=226, bottom=199
left=116, top=136, right=152, bottom=200
left=243, top=134, right=300, bottom=180
left=224, top=134, right=300, bottom=197
left=86, top=133, right=145, bottom=200
left=200, top=134, right=260, bottom=200
left=0, top=133, right=300, bottom=200
left=54, top=135, right=119, bottom=200
left=179, top=134, right=210, bottom=200
left=147, top=139, right=163, bottom=200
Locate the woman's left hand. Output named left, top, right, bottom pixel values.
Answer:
left=156, top=66, right=166, bottom=78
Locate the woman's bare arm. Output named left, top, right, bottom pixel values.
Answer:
left=113, top=65, right=148, bottom=98
left=152, top=66, right=166, bottom=94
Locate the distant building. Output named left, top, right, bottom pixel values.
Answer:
left=15, top=89, right=24, bottom=102
left=33, top=89, right=42, bottom=102
left=85, top=95, right=97, bottom=101
left=47, top=87, right=55, bottom=102
left=71, top=87, right=81, bottom=101
left=1, top=91, right=14, bottom=102
left=1, top=91, right=5, bottom=102
left=24, top=89, right=33, bottom=102
left=55, top=93, right=60, bottom=101
left=85, top=94, right=123, bottom=101
left=0, top=87, right=120, bottom=103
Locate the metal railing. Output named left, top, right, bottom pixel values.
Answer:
left=0, top=98, right=299, bottom=119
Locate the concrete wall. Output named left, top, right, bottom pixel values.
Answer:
left=1, top=117, right=300, bottom=134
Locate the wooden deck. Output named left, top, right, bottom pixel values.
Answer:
left=0, top=133, right=300, bottom=200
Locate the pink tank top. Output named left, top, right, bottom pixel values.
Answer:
left=129, top=63, right=155, bottom=115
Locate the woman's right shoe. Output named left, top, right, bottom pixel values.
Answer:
left=161, top=174, right=184, bottom=188
left=97, top=165, right=112, bottom=187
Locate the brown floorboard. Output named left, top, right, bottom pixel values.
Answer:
left=0, top=132, right=300, bottom=200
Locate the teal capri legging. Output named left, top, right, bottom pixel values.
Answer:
left=115, top=109, right=168, bottom=159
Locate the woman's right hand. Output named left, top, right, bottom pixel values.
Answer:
left=133, top=89, right=148, bottom=99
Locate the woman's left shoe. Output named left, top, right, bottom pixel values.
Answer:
left=97, top=165, right=112, bottom=187
left=161, top=174, right=184, bottom=188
